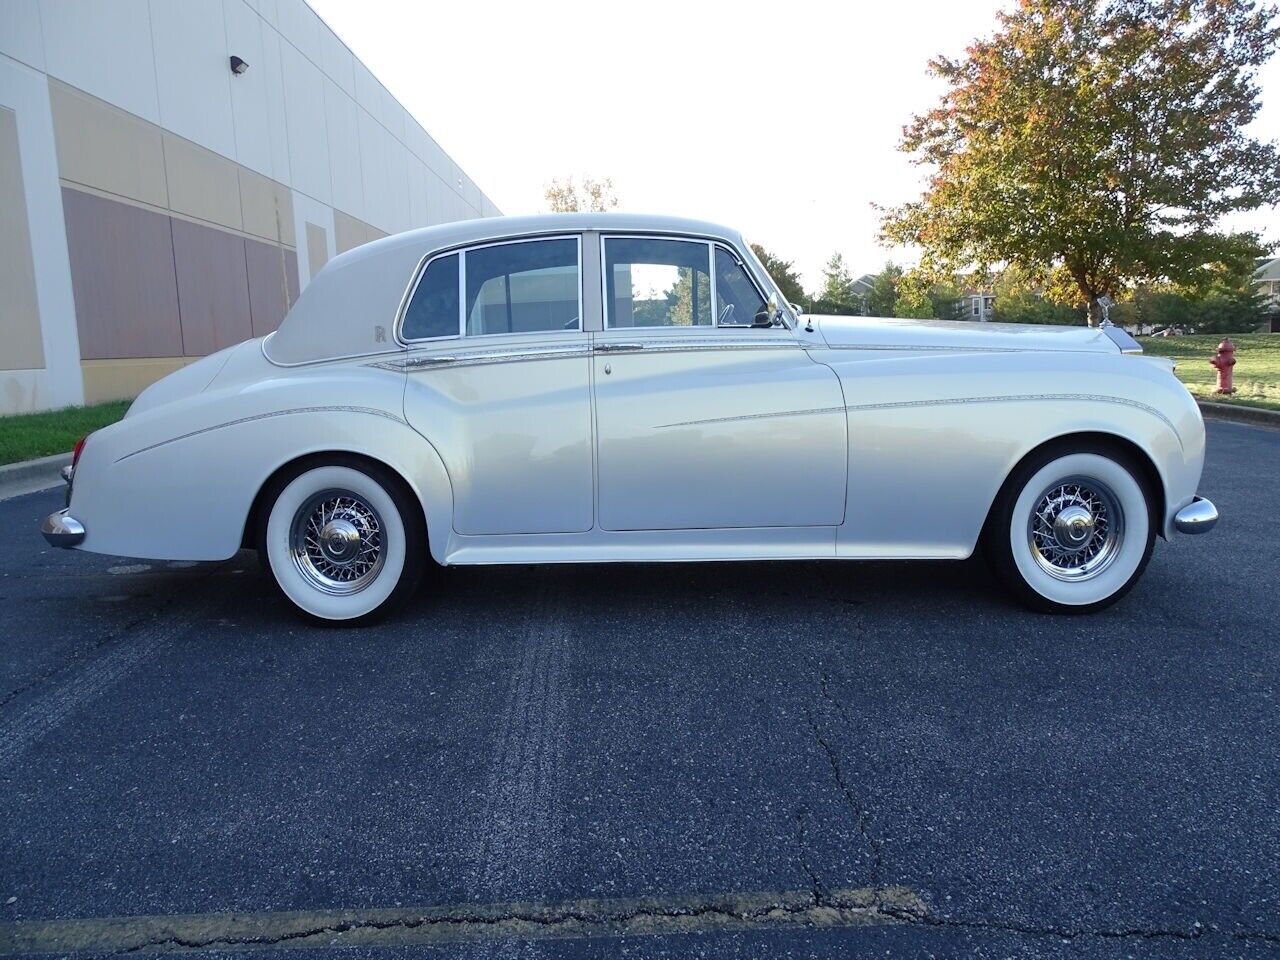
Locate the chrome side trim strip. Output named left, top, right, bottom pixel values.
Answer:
left=658, top=406, right=845, bottom=429
left=844, top=393, right=1181, bottom=444
left=116, top=406, right=407, bottom=462
left=824, top=343, right=1037, bottom=354
left=656, top=393, right=1180, bottom=445
left=375, top=338, right=799, bottom=371
left=598, top=337, right=800, bottom=355
left=376, top=343, right=591, bottom=371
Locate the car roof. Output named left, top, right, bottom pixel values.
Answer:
left=264, top=213, right=748, bottom=365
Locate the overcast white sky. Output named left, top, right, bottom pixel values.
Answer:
left=310, top=0, right=1278, bottom=290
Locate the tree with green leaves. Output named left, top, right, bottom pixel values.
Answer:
left=544, top=175, right=618, bottom=213
left=880, top=0, right=1280, bottom=326
left=817, top=252, right=856, bottom=306
left=865, top=263, right=904, bottom=317
left=992, top=266, right=1087, bottom=325
left=750, top=244, right=807, bottom=306
left=894, top=268, right=966, bottom=321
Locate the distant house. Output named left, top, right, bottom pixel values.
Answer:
left=1254, top=257, right=1280, bottom=331
left=964, top=291, right=996, bottom=321
left=850, top=274, right=877, bottom=315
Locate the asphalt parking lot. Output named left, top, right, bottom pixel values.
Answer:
left=1, top=419, right=1277, bottom=959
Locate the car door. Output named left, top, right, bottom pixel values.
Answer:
left=400, top=234, right=594, bottom=535
left=592, top=235, right=847, bottom=531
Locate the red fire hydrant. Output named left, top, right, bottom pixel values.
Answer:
left=1209, top=338, right=1237, bottom=394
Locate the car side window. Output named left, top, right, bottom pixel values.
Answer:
left=402, top=252, right=459, bottom=340
left=714, top=247, right=767, bottom=327
left=465, top=238, right=580, bottom=336
left=605, top=238, right=712, bottom=328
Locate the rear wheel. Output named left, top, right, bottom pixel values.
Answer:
left=258, top=458, right=424, bottom=624
left=985, top=446, right=1156, bottom=613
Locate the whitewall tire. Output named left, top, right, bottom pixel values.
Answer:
left=986, top=446, right=1156, bottom=613
left=259, top=459, right=425, bottom=624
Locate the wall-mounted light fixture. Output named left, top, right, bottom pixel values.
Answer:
left=229, top=56, right=249, bottom=75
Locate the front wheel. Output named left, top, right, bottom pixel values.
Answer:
left=984, top=447, right=1156, bottom=613
left=258, top=458, right=425, bottom=624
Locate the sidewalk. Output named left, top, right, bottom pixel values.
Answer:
left=0, top=453, right=69, bottom=502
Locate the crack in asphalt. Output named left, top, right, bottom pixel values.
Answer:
left=0, top=887, right=926, bottom=956
left=874, top=901, right=1218, bottom=943
left=797, top=669, right=1265, bottom=947
left=802, top=682, right=885, bottom=887
left=791, top=808, right=828, bottom=908
left=5, top=890, right=1279, bottom=955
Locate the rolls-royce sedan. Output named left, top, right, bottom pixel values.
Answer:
left=42, top=213, right=1217, bottom=622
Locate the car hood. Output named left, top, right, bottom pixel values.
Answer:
left=809, top=314, right=1120, bottom=354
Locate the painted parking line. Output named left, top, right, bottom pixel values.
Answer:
left=0, top=886, right=926, bottom=955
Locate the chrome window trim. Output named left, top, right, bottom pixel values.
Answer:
left=397, top=234, right=585, bottom=345
left=598, top=234, right=782, bottom=332
left=711, top=244, right=774, bottom=329
left=261, top=332, right=407, bottom=369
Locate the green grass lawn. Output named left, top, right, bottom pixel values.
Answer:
left=1141, top=333, right=1280, bottom=412
left=0, top=400, right=130, bottom=466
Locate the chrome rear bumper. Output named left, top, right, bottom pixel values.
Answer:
left=1174, top=497, right=1218, bottom=535
left=41, top=509, right=85, bottom=547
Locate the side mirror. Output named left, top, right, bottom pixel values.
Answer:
left=753, top=292, right=780, bottom=328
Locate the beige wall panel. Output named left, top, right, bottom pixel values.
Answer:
left=0, top=108, right=45, bottom=371
left=172, top=218, right=253, bottom=357
left=62, top=187, right=184, bottom=360
left=81, top=357, right=192, bottom=404
left=367, top=223, right=388, bottom=242
left=239, top=167, right=295, bottom=245
left=49, top=80, right=167, bottom=208
left=334, top=209, right=365, bottom=254
left=285, top=248, right=300, bottom=305
left=306, top=221, right=329, bottom=280
left=245, top=238, right=300, bottom=337
left=163, top=132, right=243, bottom=231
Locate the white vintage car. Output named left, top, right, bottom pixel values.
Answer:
left=42, top=214, right=1218, bottom=622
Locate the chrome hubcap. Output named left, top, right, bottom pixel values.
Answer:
left=1028, top=477, right=1124, bottom=581
left=1053, top=505, right=1095, bottom=551
left=290, top=491, right=385, bottom=595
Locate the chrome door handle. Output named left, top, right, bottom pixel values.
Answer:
left=595, top=342, right=645, bottom=353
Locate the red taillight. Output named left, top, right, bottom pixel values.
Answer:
left=72, top=435, right=87, bottom=467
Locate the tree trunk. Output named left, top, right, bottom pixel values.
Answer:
left=1067, top=263, right=1100, bottom=328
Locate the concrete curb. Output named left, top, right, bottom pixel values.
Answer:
left=0, top=452, right=70, bottom=502
left=1197, top=400, right=1280, bottom=429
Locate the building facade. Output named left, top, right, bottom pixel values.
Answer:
left=0, top=0, right=500, bottom=415
left=1255, top=256, right=1280, bottom=331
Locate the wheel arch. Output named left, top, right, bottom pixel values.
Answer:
left=981, top=430, right=1166, bottom=545
left=240, top=439, right=455, bottom=566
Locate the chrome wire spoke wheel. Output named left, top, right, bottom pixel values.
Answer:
left=289, top=489, right=386, bottom=595
left=1026, top=476, right=1125, bottom=582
